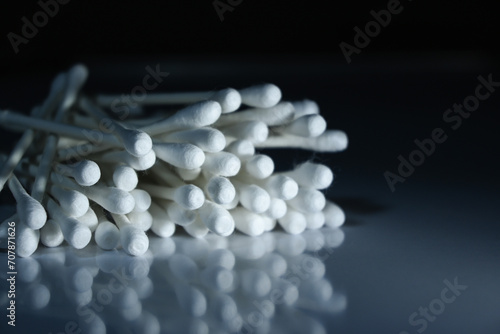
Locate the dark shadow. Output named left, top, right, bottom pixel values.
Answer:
left=327, top=196, right=387, bottom=215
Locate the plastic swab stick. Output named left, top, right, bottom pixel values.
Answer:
left=139, top=101, right=221, bottom=136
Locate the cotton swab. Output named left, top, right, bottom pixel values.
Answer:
left=161, top=201, right=196, bottom=226
left=265, top=197, right=287, bottom=219
left=275, top=114, right=327, bottom=137
left=94, top=212, right=120, bottom=250
left=258, top=175, right=298, bottom=200
left=97, top=88, right=241, bottom=113
left=256, top=130, right=348, bottom=152
left=287, top=187, right=326, bottom=214
left=76, top=206, right=99, bottom=232
left=198, top=201, right=235, bottom=237
left=224, top=139, right=255, bottom=157
left=216, top=102, right=294, bottom=127
left=218, top=121, right=269, bottom=143
left=79, top=97, right=153, bottom=157
left=54, top=160, right=101, bottom=186
left=110, top=165, right=138, bottom=191
left=241, top=154, right=274, bottom=179
left=283, top=161, right=333, bottom=190
left=278, top=209, right=307, bottom=235
left=140, top=100, right=222, bottom=135
left=183, top=215, right=209, bottom=238
left=149, top=202, right=176, bottom=238
left=232, top=180, right=270, bottom=214
left=153, top=142, right=205, bottom=170
left=140, top=183, right=204, bottom=210
left=230, top=207, right=266, bottom=237
left=7, top=174, right=47, bottom=230
left=202, top=151, right=241, bottom=177
left=16, top=220, right=40, bottom=258
left=51, top=173, right=135, bottom=214
left=156, top=127, right=226, bottom=153
left=203, top=176, right=236, bottom=205
left=304, top=211, right=326, bottom=230
left=291, top=99, right=319, bottom=119
left=111, top=213, right=149, bottom=256
left=48, top=184, right=89, bottom=218
left=323, top=201, right=345, bottom=228
left=239, top=83, right=281, bottom=108
left=96, top=149, right=156, bottom=171
left=40, top=219, right=64, bottom=247
left=129, top=189, right=152, bottom=212
left=127, top=210, right=153, bottom=231
left=47, top=199, right=92, bottom=249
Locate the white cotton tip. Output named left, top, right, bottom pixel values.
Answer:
left=160, top=128, right=226, bottom=153
left=154, top=143, right=205, bottom=169
left=40, top=219, right=64, bottom=247
left=99, top=149, right=156, bottom=171
left=48, top=199, right=91, bottom=249
left=264, top=175, right=298, bottom=200
left=76, top=207, right=98, bottom=232
left=220, top=191, right=239, bottom=210
left=201, top=266, right=234, bottom=291
left=206, top=249, right=236, bottom=270
left=241, top=269, right=272, bottom=297
left=62, top=64, right=88, bottom=109
left=175, top=167, right=201, bottom=181
left=265, top=198, right=287, bottom=219
left=127, top=210, right=153, bottom=231
left=291, top=99, right=320, bottom=118
left=183, top=216, right=209, bottom=238
left=70, top=160, right=101, bottom=186
left=314, top=130, right=349, bottom=152
left=202, top=152, right=241, bottom=177
left=236, top=183, right=271, bottom=214
left=240, top=83, right=281, bottom=108
left=149, top=202, right=176, bottom=238
left=17, top=223, right=40, bottom=257
left=130, top=189, right=152, bottom=212
left=288, top=162, right=333, bottom=190
left=288, top=188, right=326, bottom=213
left=8, top=177, right=46, bottom=230
left=119, top=224, right=149, bottom=256
left=323, top=201, right=345, bottom=228
left=142, top=101, right=222, bottom=135
left=305, top=211, right=326, bottom=229
left=219, top=121, right=269, bottom=143
left=198, top=201, right=235, bottom=237
left=49, top=186, right=89, bottom=218
left=278, top=209, right=307, bottom=235
left=230, top=207, right=266, bottom=236
left=95, top=221, right=120, bottom=250
left=280, top=114, right=327, bottom=137
left=205, top=176, right=236, bottom=204
left=174, top=185, right=205, bottom=210
left=113, top=165, right=138, bottom=191
left=245, top=154, right=274, bottom=179
left=262, top=216, right=277, bottom=231
left=165, top=202, right=197, bottom=226
left=120, top=129, right=153, bottom=157
left=224, top=139, right=255, bottom=157
left=86, top=185, right=136, bottom=214
left=212, top=88, right=242, bottom=113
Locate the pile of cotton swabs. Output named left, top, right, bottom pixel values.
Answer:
left=0, top=64, right=348, bottom=257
